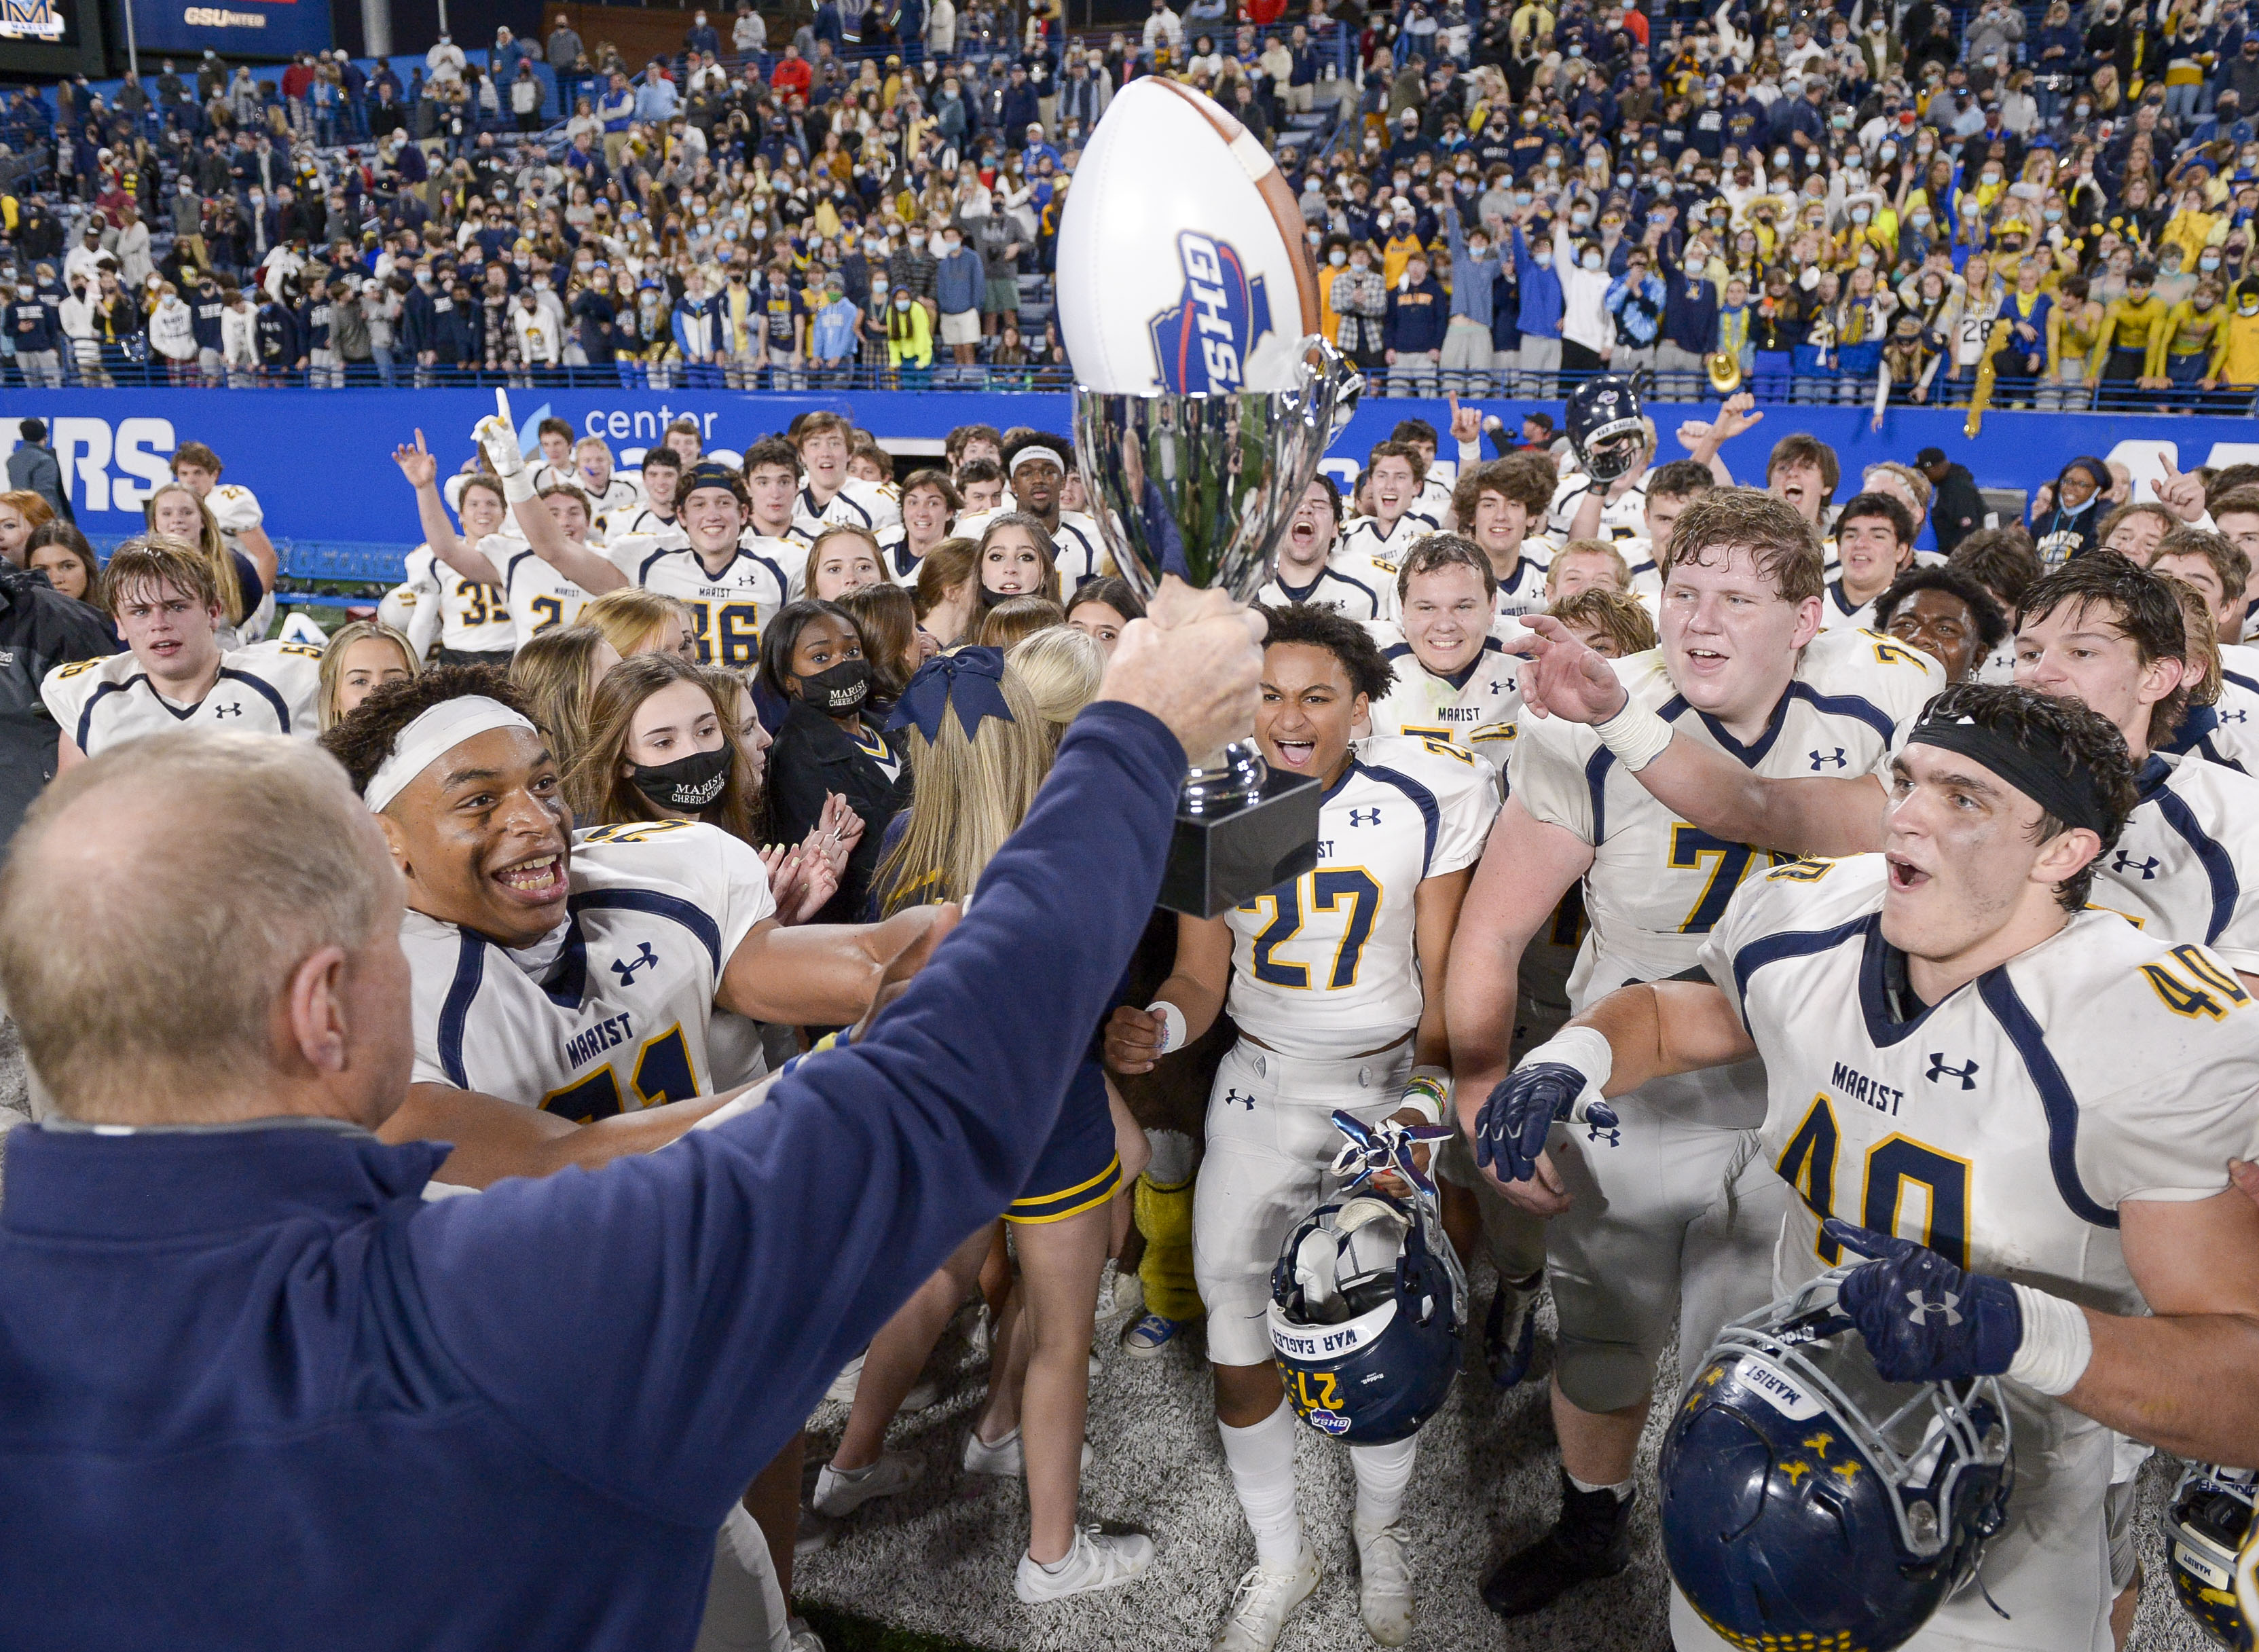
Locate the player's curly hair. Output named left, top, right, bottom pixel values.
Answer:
left=1870, top=566, right=2010, bottom=664
left=320, top=665, right=536, bottom=797
left=1255, top=602, right=1396, bottom=703
left=2015, top=552, right=2190, bottom=751
left=1452, top=452, right=1554, bottom=526
left=1914, top=682, right=2138, bottom=912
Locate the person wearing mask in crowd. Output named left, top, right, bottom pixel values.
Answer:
left=760, top=598, right=914, bottom=924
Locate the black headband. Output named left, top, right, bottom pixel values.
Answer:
left=1905, top=715, right=2112, bottom=839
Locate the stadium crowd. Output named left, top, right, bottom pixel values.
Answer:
left=3, top=0, right=2259, bottom=405
left=4, top=373, right=2259, bottom=1645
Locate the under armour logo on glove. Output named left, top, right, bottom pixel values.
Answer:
left=1824, top=1217, right=2022, bottom=1384
left=1474, top=1062, right=1618, bottom=1184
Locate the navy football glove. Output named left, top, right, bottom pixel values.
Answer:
left=1473, top=1063, right=1619, bottom=1184
left=1824, top=1217, right=2023, bottom=1384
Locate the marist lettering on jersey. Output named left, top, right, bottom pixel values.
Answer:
left=1828, top=1061, right=1907, bottom=1118
left=563, top=1011, right=636, bottom=1069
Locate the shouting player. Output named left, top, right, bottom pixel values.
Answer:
left=1445, top=488, right=1942, bottom=1621
left=1105, top=605, right=1496, bottom=1651
left=43, top=539, right=320, bottom=769
left=791, top=413, right=901, bottom=539
left=1478, top=682, right=2259, bottom=1652
left=1255, top=477, right=1388, bottom=621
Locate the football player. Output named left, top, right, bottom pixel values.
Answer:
left=1363, top=535, right=1522, bottom=765
left=1611, top=458, right=1719, bottom=604
left=790, top=412, right=900, bottom=539
left=526, top=416, right=578, bottom=492
left=1446, top=489, right=1943, bottom=1621
left=1105, top=605, right=1496, bottom=1652
left=1820, top=492, right=1918, bottom=631
left=397, top=420, right=624, bottom=644
left=1547, top=376, right=1651, bottom=543
left=44, top=540, right=320, bottom=768
left=1255, top=477, right=1389, bottom=620
left=1478, top=682, right=2259, bottom=1652
left=600, top=445, right=688, bottom=551
left=573, top=436, right=644, bottom=519
left=381, top=473, right=517, bottom=667
left=168, top=439, right=278, bottom=642
left=1544, top=540, right=1632, bottom=600
left=1765, top=432, right=1839, bottom=530
left=2140, top=524, right=2259, bottom=692
left=1520, top=552, right=2259, bottom=989
left=740, top=437, right=811, bottom=549
left=1454, top=454, right=1558, bottom=619
left=953, top=435, right=1105, bottom=584
left=618, top=466, right=802, bottom=672
left=1339, top=443, right=1439, bottom=567
left=1382, top=416, right=1458, bottom=526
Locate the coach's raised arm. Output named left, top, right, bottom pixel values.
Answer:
left=0, top=579, right=1261, bottom=1652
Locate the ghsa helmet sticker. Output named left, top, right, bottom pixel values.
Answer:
left=1149, top=232, right=1275, bottom=395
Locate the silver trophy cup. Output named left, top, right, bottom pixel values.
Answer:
left=1076, top=337, right=1361, bottom=917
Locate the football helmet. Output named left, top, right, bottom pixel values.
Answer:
left=2167, top=1462, right=2259, bottom=1648
left=1266, top=1111, right=1466, bottom=1445
left=1564, top=373, right=1648, bottom=485
left=1660, top=1269, right=2015, bottom=1652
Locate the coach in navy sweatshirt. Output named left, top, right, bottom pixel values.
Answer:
left=0, top=583, right=1260, bottom=1652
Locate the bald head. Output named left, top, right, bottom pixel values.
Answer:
left=0, top=731, right=404, bottom=1122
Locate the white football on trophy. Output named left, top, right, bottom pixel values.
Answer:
left=1055, top=77, right=1321, bottom=396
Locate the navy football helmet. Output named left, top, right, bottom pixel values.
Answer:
left=1564, top=373, right=1648, bottom=484
left=2167, top=1462, right=2259, bottom=1648
left=1660, top=1269, right=2015, bottom=1652
left=1266, top=1111, right=1466, bottom=1445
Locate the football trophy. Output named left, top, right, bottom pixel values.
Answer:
left=1060, top=77, right=1359, bottom=917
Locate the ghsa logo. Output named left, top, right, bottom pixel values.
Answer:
left=1148, top=232, right=1274, bottom=394
left=1305, top=1408, right=1353, bottom=1436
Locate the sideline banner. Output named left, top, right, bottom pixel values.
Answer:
left=5, top=388, right=2255, bottom=557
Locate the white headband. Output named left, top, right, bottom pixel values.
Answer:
left=1008, top=445, right=1067, bottom=478
left=365, top=696, right=538, bottom=813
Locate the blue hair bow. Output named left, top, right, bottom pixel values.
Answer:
left=885, top=646, right=1015, bottom=743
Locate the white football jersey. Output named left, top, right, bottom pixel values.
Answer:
left=397, top=545, right=516, bottom=657
left=877, top=526, right=928, bottom=586
left=952, top=508, right=1109, bottom=587
left=1509, top=624, right=1943, bottom=1008
left=1700, top=852, right=2259, bottom=1649
left=2220, top=640, right=2259, bottom=695
left=2086, top=752, right=2259, bottom=973
left=1816, top=576, right=1884, bottom=633
left=403, top=819, right=775, bottom=1114
left=1364, top=619, right=1523, bottom=768
left=597, top=504, right=688, bottom=551
left=2169, top=683, right=2259, bottom=774
left=1619, top=534, right=1664, bottom=604
left=1491, top=540, right=1555, bottom=619
left=203, top=482, right=275, bottom=646
left=619, top=540, right=803, bottom=670
left=792, top=476, right=900, bottom=540
left=1338, top=510, right=1434, bottom=567
left=494, top=540, right=595, bottom=642
left=1258, top=557, right=1390, bottom=621
left=43, top=638, right=323, bottom=756
left=1224, top=735, right=1496, bottom=1059
left=1547, top=471, right=1647, bottom=540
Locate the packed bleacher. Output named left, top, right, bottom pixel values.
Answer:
left=0, top=0, right=2254, bottom=407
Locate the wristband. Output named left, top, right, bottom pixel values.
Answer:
left=1399, top=1064, right=1452, bottom=1125
left=2006, top=1284, right=2093, bottom=1397
left=1521, top=1024, right=1614, bottom=1099
left=498, top=466, right=538, bottom=507
left=1147, top=1000, right=1187, bottom=1056
left=1592, top=697, right=1674, bottom=773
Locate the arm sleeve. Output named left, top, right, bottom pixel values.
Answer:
left=404, top=701, right=1185, bottom=1524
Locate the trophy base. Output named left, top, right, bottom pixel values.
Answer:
left=1157, top=767, right=1323, bottom=919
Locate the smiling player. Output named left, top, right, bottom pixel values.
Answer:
left=1820, top=492, right=1918, bottom=631
left=1104, top=604, right=1495, bottom=1652
left=1364, top=535, right=1522, bottom=767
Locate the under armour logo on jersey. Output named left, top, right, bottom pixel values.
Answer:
left=1586, top=1121, right=1621, bottom=1148
left=610, top=942, right=660, bottom=985
left=213, top=703, right=242, bottom=718
left=2110, top=849, right=2161, bottom=880
left=1903, top=1288, right=1963, bottom=1327
left=2223, top=708, right=2251, bottom=724
left=1224, top=1088, right=1255, bottom=1110
left=1348, top=808, right=1382, bottom=828
left=1924, top=1054, right=1979, bottom=1089
left=1807, top=747, right=1847, bottom=771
